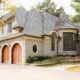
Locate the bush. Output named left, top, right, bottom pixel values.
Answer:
left=26, top=56, right=51, bottom=63
left=25, top=56, right=80, bottom=65
left=40, top=58, right=61, bottom=65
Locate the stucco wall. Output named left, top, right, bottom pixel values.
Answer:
left=24, top=35, right=57, bottom=58
left=25, top=37, right=43, bottom=57
left=43, top=35, right=57, bottom=56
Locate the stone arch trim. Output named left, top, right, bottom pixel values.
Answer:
left=49, top=30, right=61, bottom=39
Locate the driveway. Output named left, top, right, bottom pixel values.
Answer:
left=0, top=64, right=80, bottom=80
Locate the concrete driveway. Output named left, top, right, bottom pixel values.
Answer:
left=0, top=64, right=80, bottom=80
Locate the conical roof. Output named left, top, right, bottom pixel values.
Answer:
left=53, top=11, right=77, bottom=30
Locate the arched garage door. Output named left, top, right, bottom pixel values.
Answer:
left=2, top=45, right=9, bottom=63
left=12, top=43, right=22, bottom=64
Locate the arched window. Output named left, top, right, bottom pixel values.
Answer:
left=63, top=32, right=76, bottom=51
left=51, top=34, right=55, bottom=51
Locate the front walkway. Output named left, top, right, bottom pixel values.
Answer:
left=0, top=64, right=80, bottom=80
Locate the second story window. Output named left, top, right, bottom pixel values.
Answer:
left=8, top=22, right=12, bottom=33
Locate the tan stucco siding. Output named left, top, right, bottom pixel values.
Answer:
left=43, top=35, right=57, bottom=56
left=25, top=37, right=43, bottom=57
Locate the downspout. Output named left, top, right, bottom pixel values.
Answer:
left=76, top=30, right=79, bottom=55
left=57, top=39, right=58, bottom=56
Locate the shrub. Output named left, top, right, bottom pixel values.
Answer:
left=25, top=56, right=51, bottom=63
left=40, top=58, right=61, bottom=65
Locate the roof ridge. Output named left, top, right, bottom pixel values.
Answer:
left=40, top=13, right=44, bottom=35
left=23, top=12, right=30, bottom=34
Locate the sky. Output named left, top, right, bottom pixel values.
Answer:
left=0, top=0, right=75, bottom=15
left=11, top=0, right=75, bottom=15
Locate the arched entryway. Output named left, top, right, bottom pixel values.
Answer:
left=12, top=43, right=22, bottom=64
left=2, top=45, right=9, bottom=63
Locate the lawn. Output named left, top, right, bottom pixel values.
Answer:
left=66, top=66, right=80, bottom=72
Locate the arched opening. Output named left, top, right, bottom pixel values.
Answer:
left=12, top=43, right=22, bottom=64
left=2, top=45, right=9, bottom=63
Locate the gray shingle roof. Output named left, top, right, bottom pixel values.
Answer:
left=15, top=8, right=28, bottom=28
left=42, top=12, right=58, bottom=34
left=15, top=8, right=58, bottom=36
left=1, top=8, right=78, bottom=37
left=23, top=11, right=42, bottom=36
left=53, top=11, right=77, bottom=30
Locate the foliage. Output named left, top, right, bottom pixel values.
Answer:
left=0, top=0, right=25, bottom=28
left=25, top=56, right=80, bottom=66
left=0, top=0, right=25, bottom=16
left=2, top=0, right=16, bottom=15
left=71, top=0, right=80, bottom=13
left=55, top=7, right=63, bottom=17
left=70, top=0, right=80, bottom=22
left=39, top=58, right=61, bottom=65
left=70, top=15, right=80, bottom=22
left=31, top=0, right=63, bottom=17
left=25, top=56, right=51, bottom=63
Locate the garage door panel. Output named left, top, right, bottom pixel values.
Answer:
left=12, top=43, right=22, bottom=64
left=2, top=45, right=9, bottom=63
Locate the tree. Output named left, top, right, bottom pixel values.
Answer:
left=55, top=7, right=63, bottom=17
left=3, top=0, right=16, bottom=15
left=0, top=0, right=25, bottom=15
left=0, top=0, right=25, bottom=28
left=31, top=0, right=63, bottom=17
left=71, top=0, right=80, bottom=22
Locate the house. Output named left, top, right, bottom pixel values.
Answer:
left=0, top=8, right=80, bottom=65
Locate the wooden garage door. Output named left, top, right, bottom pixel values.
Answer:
left=2, top=45, right=9, bottom=63
left=12, top=43, right=22, bottom=64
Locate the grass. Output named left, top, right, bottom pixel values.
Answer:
left=66, top=66, right=80, bottom=72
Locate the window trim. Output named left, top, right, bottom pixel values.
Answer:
left=63, top=32, right=76, bottom=51
left=7, top=22, right=12, bottom=33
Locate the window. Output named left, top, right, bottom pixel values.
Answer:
left=33, top=45, right=37, bottom=53
left=8, top=22, right=12, bottom=33
left=51, top=34, right=55, bottom=51
left=63, top=32, right=76, bottom=51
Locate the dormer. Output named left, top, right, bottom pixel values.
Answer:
left=13, top=24, right=23, bottom=32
